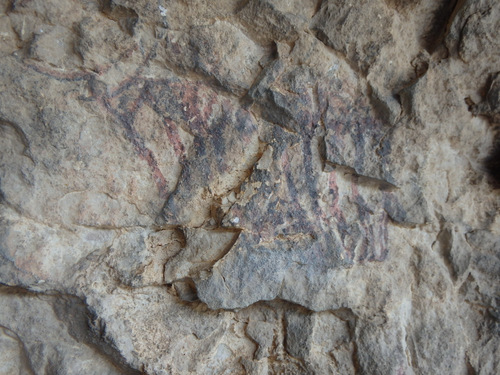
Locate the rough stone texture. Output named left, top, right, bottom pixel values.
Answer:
left=0, top=0, right=499, bottom=374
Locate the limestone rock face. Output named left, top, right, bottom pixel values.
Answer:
left=1, top=0, right=499, bottom=374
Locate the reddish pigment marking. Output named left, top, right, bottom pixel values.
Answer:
left=350, top=181, right=388, bottom=262
left=280, top=150, right=290, bottom=170
left=177, top=82, right=218, bottom=135
left=163, top=118, right=185, bottom=159
left=31, top=61, right=173, bottom=199
left=326, top=172, right=353, bottom=260
left=26, top=61, right=92, bottom=81
left=101, top=92, right=170, bottom=199
left=328, top=172, right=341, bottom=218
left=26, top=57, right=391, bottom=264
left=139, top=149, right=169, bottom=199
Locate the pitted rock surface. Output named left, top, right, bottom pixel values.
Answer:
left=1, top=0, right=500, bottom=374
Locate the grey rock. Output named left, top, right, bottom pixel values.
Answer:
left=164, top=20, right=265, bottom=95
left=312, top=0, right=394, bottom=73
left=0, top=0, right=500, bottom=374
left=0, top=287, right=138, bottom=375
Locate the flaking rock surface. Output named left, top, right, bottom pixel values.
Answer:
left=1, top=0, right=499, bottom=374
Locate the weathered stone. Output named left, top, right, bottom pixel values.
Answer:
left=0, top=287, right=138, bottom=375
left=246, top=320, right=275, bottom=360
left=472, top=72, right=500, bottom=124
left=1, top=0, right=500, bottom=374
left=238, top=0, right=316, bottom=44
left=312, top=0, right=394, bottom=73
left=164, top=20, right=266, bottom=95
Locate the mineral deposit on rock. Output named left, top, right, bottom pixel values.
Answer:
left=1, top=0, right=499, bottom=374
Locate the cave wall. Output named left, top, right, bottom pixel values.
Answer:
left=0, top=0, right=499, bottom=374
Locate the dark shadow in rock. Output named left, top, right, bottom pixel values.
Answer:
left=484, top=139, right=500, bottom=188
left=422, top=0, right=466, bottom=54
left=100, top=0, right=139, bottom=36
left=0, top=285, right=143, bottom=375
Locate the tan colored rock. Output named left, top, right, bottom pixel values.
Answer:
left=0, top=287, right=138, bottom=375
left=0, top=0, right=499, bottom=374
left=164, top=20, right=266, bottom=94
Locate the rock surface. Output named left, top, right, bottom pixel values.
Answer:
left=0, top=0, right=499, bottom=374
